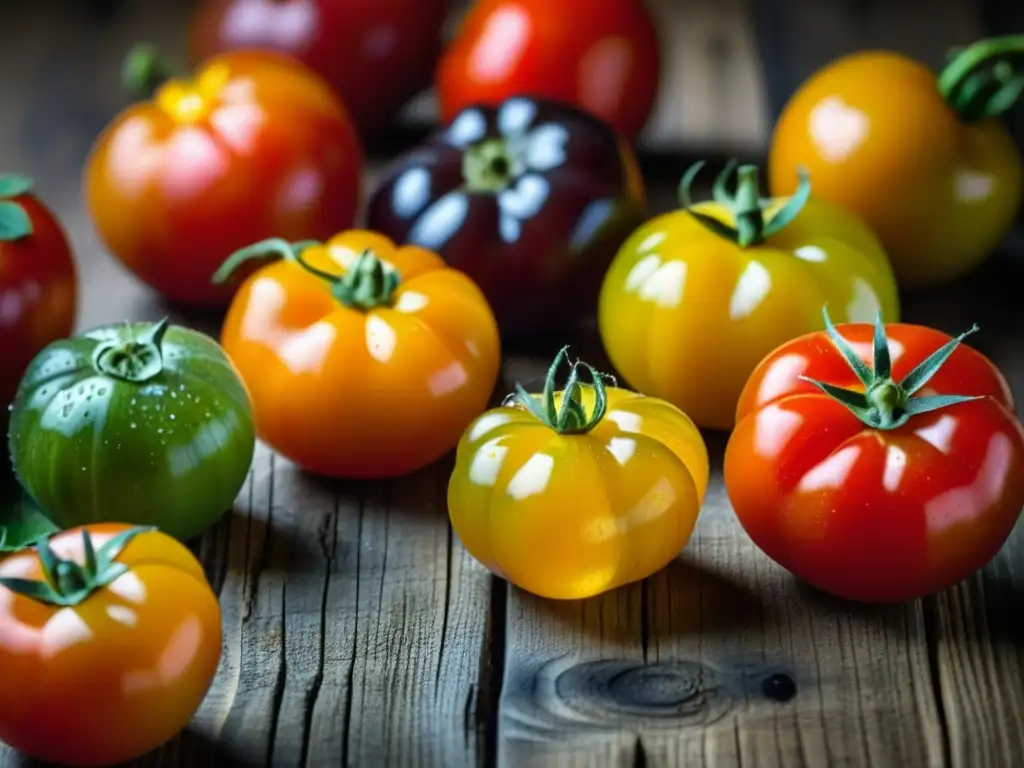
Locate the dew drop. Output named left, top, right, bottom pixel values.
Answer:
left=169, top=414, right=176, bottom=420
left=130, top=422, right=137, bottom=429
left=157, top=428, right=164, bottom=434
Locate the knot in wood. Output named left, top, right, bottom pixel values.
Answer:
left=554, top=660, right=726, bottom=726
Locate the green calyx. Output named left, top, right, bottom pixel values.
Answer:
left=938, top=35, right=1024, bottom=121
left=123, top=43, right=183, bottom=101
left=801, top=307, right=982, bottom=430
left=679, top=160, right=811, bottom=248
left=214, top=238, right=400, bottom=310
left=0, top=527, right=154, bottom=607
left=462, top=138, right=518, bottom=193
left=92, top=317, right=170, bottom=383
left=0, top=174, right=34, bottom=241
left=513, top=346, right=611, bottom=435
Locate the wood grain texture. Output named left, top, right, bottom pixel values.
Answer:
left=4, top=2, right=1024, bottom=767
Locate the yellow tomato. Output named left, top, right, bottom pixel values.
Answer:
left=598, top=161, right=901, bottom=431
left=447, top=348, right=709, bottom=600
left=769, top=40, right=1024, bottom=288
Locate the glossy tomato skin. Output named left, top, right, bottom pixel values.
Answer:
left=188, top=0, right=448, bottom=137
left=436, top=0, right=661, bottom=138
left=769, top=52, right=1023, bottom=288
left=0, top=524, right=223, bottom=766
left=367, top=97, right=645, bottom=337
left=449, top=387, right=709, bottom=600
left=598, top=196, right=900, bottom=431
left=724, top=322, right=1024, bottom=603
left=85, top=50, right=364, bottom=306
left=0, top=182, right=77, bottom=416
left=9, top=322, right=256, bottom=541
left=220, top=230, right=501, bottom=478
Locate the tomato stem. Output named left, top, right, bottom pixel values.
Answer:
left=214, top=238, right=401, bottom=310
left=679, top=161, right=811, bottom=248
left=799, top=307, right=983, bottom=430
left=0, top=174, right=34, bottom=241
left=462, top=138, right=517, bottom=192
left=92, top=318, right=170, bottom=383
left=0, top=527, right=154, bottom=607
left=511, top=346, right=610, bottom=434
left=123, top=43, right=183, bottom=101
left=331, top=250, right=400, bottom=310
left=938, top=35, right=1024, bottom=120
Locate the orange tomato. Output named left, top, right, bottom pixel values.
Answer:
left=216, top=230, right=501, bottom=478
left=769, top=39, right=1024, bottom=287
left=84, top=47, right=364, bottom=306
left=0, top=525, right=222, bottom=766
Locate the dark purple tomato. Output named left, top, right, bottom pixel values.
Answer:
left=365, top=96, right=646, bottom=337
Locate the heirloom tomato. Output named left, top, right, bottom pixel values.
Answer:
left=0, top=175, right=77, bottom=418
left=0, top=525, right=222, bottom=766
left=188, top=0, right=449, bottom=137
left=367, top=96, right=645, bottom=337
left=85, top=46, right=363, bottom=306
left=448, top=347, right=709, bottom=600
left=436, top=0, right=661, bottom=138
left=769, top=36, right=1024, bottom=287
left=598, top=161, right=900, bottom=431
left=9, top=319, right=256, bottom=542
left=215, top=230, right=501, bottom=478
left=725, top=310, right=1024, bottom=603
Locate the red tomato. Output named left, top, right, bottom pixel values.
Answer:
left=187, top=0, right=449, bottom=137
left=436, top=0, right=662, bottom=139
left=84, top=49, right=364, bottom=306
left=0, top=175, right=77, bottom=413
left=0, top=525, right=222, bottom=766
left=724, top=312, right=1024, bottom=603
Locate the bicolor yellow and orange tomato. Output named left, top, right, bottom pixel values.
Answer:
left=598, top=161, right=900, bottom=431
left=0, top=525, right=222, bottom=766
left=448, top=348, right=709, bottom=600
left=769, top=37, right=1024, bottom=288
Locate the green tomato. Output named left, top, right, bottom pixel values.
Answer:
left=8, top=318, right=256, bottom=542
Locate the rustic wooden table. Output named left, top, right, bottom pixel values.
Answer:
left=3, top=2, right=1024, bottom=767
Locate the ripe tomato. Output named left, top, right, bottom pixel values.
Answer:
left=85, top=47, right=364, bottom=306
left=9, top=319, right=256, bottom=542
left=725, top=311, right=1024, bottom=603
left=367, top=96, right=645, bottom=337
left=598, top=161, right=900, bottom=431
left=216, top=229, right=501, bottom=478
left=0, top=175, right=77, bottom=417
left=436, top=0, right=661, bottom=139
left=769, top=38, right=1024, bottom=288
left=0, top=525, right=222, bottom=766
left=448, top=347, right=709, bottom=600
left=188, top=0, right=449, bottom=137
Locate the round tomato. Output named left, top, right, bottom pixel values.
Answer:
left=769, top=38, right=1024, bottom=288
left=0, top=175, right=77, bottom=417
left=0, top=524, right=222, bottom=766
left=448, top=347, right=709, bottom=600
left=8, top=319, right=256, bottom=542
left=724, top=311, right=1024, bottom=603
left=215, top=229, right=501, bottom=478
left=84, top=47, right=364, bottom=306
left=367, top=96, right=645, bottom=337
left=436, top=0, right=661, bottom=139
left=188, top=0, right=449, bottom=137
left=598, top=161, right=901, bottom=431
